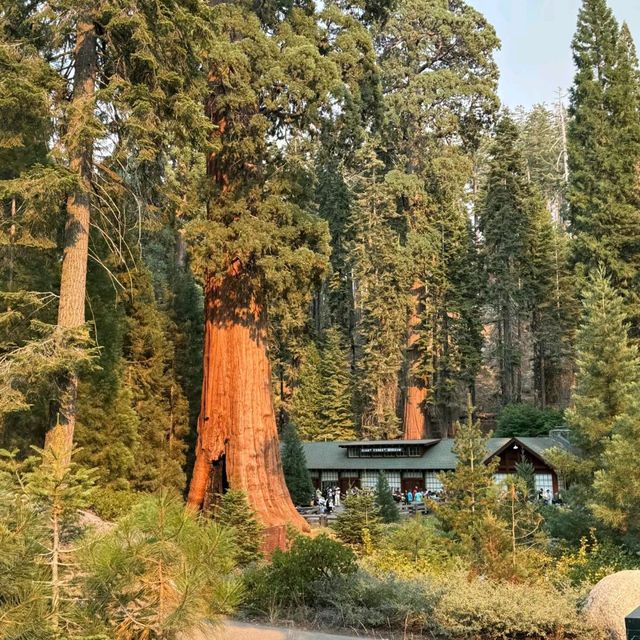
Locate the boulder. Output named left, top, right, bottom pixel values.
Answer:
left=585, top=570, right=640, bottom=640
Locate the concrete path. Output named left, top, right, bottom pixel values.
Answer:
left=185, top=619, right=391, bottom=640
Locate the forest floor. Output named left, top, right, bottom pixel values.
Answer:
left=184, top=619, right=392, bottom=640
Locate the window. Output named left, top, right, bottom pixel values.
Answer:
left=385, top=472, right=401, bottom=491
left=424, top=472, right=443, bottom=492
left=493, top=473, right=509, bottom=485
left=534, top=473, right=554, bottom=494
left=361, top=471, right=379, bottom=490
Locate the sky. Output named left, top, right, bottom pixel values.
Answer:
left=471, top=0, right=640, bottom=109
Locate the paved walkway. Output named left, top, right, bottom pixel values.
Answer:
left=184, top=620, right=391, bottom=640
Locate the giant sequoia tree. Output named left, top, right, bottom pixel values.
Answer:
left=185, top=3, right=340, bottom=533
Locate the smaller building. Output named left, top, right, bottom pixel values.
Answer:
left=303, top=435, right=572, bottom=496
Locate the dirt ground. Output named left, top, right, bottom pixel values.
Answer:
left=183, top=619, right=391, bottom=640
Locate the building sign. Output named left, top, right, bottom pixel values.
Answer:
left=360, top=447, right=403, bottom=454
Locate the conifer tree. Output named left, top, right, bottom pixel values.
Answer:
left=376, top=0, right=499, bottom=436
left=185, top=0, right=348, bottom=533
left=1, top=0, right=214, bottom=469
left=319, top=327, right=356, bottom=440
left=568, top=0, right=640, bottom=328
left=431, top=400, right=501, bottom=568
left=333, top=491, right=383, bottom=547
left=348, top=146, right=412, bottom=439
left=481, top=114, right=540, bottom=405
left=375, top=471, right=400, bottom=523
left=552, top=269, right=640, bottom=511
left=282, top=423, right=314, bottom=506
left=289, top=342, right=325, bottom=441
left=214, top=490, right=265, bottom=567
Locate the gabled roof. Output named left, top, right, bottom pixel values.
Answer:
left=302, top=436, right=572, bottom=471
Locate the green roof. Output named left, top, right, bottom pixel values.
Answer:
left=302, top=437, right=571, bottom=471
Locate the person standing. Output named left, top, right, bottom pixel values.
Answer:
left=334, top=486, right=341, bottom=506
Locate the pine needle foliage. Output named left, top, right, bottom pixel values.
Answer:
left=333, top=492, right=383, bottom=547
left=82, top=494, right=241, bottom=639
left=375, top=472, right=400, bottom=523
left=282, top=423, right=314, bottom=507
left=213, top=489, right=265, bottom=567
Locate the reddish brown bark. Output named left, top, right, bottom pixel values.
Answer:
left=403, top=282, right=427, bottom=439
left=187, top=261, right=310, bottom=536
left=45, top=16, right=96, bottom=465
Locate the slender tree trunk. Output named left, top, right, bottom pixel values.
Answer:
left=403, top=282, right=427, bottom=439
left=187, top=262, right=310, bottom=537
left=45, top=16, right=96, bottom=464
left=8, top=197, right=16, bottom=293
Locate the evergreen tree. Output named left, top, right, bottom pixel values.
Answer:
left=83, top=494, right=240, bottom=636
left=333, top=491, right=383, bottom=547
left=348, top=145, right=412, bottom=439
left=375, top=471, right=400, bottom=523
left=556, top=270, right=640, bottom=496
left=377, top=0, right=500, bottom=436
left=214, top=490, right=265, bottom=567
left=0, top=448, right=95, bottom=636
left=289, top=342, right=324, bottom=441
left=480, top=114, right=542, bottom=406
left=1, top=0, right=214, bottom=467
left=319, top=327, right=356, bottom=440
left=282, top=423, right=314, bottom=506
left=568, top=0, right=640, bottom=329
left=431, top=400, right=502, bottom=570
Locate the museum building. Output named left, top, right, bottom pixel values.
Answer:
left=302, top=433, right=573, bottom=496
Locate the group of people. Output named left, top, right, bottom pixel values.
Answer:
left=402, top=487, right=440, bottom=505
left=313, top=486, right=342, bottom=513
left=538, top=488, right=563, bottom=505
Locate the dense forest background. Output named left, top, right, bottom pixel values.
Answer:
left=1, top=0, right=639, bottom=498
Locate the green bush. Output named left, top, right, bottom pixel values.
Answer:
left=363, top=518, right=458, bottom=578
left=243, top=534, right=356, bottom=613
left=495, top=403, right=564, bottom=437
left=90, top=487, right=142, bottom=521
left=312, top=571, right=437, bottom=632
left=432, top=571, right=604, bottom=639
left=82, top=494, right=241, bottom=638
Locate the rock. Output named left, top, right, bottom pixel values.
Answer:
left=585, top=570, right=640, bottom=640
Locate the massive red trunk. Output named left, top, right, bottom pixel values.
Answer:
left=187, top=262, right=309, bottom=538
left=403, top=282, right=427, bottom=439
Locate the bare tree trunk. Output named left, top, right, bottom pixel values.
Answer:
left=403, top=282, right=427, bottom=439
left=187, top=262, right=310, bottom=540
left=45, top=16, right=96, bottom=465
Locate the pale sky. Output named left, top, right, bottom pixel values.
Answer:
left=472, top=0, right=640, bottom=108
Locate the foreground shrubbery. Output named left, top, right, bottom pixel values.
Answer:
left=0, top=451, right=241, bottom=640
left=244, top=550, right=604, bottom=639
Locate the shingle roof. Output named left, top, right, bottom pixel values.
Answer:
left=302, top=436, right=571, bottom=472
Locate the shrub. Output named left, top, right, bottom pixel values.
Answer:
left=90, top=486, right=142, bottom=521
left=554, top=530, right=640, bottom=587
left=82, top=494, right=241, bottom=639
left=243, top=534, right=356, bottom=613
left=432, top=571, right=604, bottom=639
left=332, top=492, right=383, bottom=547
left=364, top=518, right=458, bottom=578
left=312, top=571, right=437, bottom=633
left=496, top=403, right=564, bottom=437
